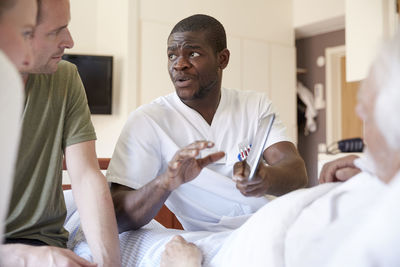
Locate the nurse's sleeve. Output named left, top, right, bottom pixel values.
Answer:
left=106, top=110, right=162, bottom=189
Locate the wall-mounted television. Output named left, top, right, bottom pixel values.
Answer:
left=62, top=54, right=113, bottom=114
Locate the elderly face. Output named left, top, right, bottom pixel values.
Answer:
left=0, top=0, right=37, bottom=70
left=356, top=70, right=396, bottom=183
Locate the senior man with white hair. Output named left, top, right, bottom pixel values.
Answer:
left=160, top=31, right=400, bottom=267
left=317, top=29, right=400, bottom=267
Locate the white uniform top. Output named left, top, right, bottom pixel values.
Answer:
left=107, top=88, right=290, bottom=231
left=0, top=50, right=23, bottom=241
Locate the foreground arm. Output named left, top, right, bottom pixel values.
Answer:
left=0, top=244, right=96, bottom=267
left=161, top=236, right=202, bottom=267
left=319, top=154, right=361, bottom=183
left=111, top=141, right=225, bottom=232
left=65, top=141, right=121, bottom=267
left=234, top=141, right=307, bottom=197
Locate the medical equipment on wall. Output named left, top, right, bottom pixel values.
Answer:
left=297, top=81, right=318, bottom=135
left=326, top=137, right=364, bottom=154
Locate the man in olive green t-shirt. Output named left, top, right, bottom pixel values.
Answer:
left=6, top=60, right=96, bottom=248
left=0, top=0, right=121, bottom=266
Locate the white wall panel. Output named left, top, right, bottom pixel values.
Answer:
left=242, top=40, right=270, bottom=96
left=140, top=0, right=293, bottom=45
left=222, top=36, right=242, bottom=90
left=269, top=44, right=297, bottom=142
left=69, top=0, right=98, bottom=53
left=140, top=21, right=174, bottom=105
left=345, top=0, right=395, bottom=82
left=293, top=0, right=344, bottom=28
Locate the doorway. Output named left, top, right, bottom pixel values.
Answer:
left=340, top=56, right=363, bottom=139
left=325, top=45, right=363, bottom=146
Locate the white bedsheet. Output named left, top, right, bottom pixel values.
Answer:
left=64, top=190, right=183, bottom=266
left=325, top=171, right=400, bottom=267
left=64, top=194, right=227, bottom=266
left=210, top=172, right=387, bottom=267
left=64, top=171, right=388, bottom=267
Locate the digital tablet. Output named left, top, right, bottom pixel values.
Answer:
left=248, top=113, right=275, bottom=180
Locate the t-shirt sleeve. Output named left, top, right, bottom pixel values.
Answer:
left=106, top=110, right=163, bottom=189
left=63, top=64, right=96, bottom=148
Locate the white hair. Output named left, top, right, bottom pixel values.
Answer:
left=373, top=29, right=400, bottom=151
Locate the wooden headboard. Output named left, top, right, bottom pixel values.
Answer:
left=62, top=158, right=183, bottom=230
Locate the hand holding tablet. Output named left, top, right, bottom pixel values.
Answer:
left=248, top=113, right=275, bottom=180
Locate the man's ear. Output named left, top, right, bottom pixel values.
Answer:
left=218, top=48, right=230, bottom=70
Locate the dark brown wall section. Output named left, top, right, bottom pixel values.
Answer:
left=296, top=29, right=345, bottom=186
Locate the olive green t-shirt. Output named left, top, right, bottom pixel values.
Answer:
left=5, top=61, right=96, bottom=248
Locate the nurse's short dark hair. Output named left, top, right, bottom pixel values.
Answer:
left=169, top=14, right=227, bottom=53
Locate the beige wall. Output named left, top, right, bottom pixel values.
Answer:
left=345, top=0, right=398, bottom=82
left=293, top=0, right=344, bottom=28
left=69, top=0, right=136, bottom=157
left=69, top=0, right=297, bottom=157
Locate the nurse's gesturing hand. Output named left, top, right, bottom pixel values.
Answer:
left=164, top=140, right=225, bottom=191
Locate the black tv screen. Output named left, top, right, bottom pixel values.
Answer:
left=62, top=54, right=113, bottom=114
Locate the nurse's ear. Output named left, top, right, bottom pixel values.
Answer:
left=217, top=48, right=230, bottom=70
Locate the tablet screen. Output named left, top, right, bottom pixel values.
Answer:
left=248, top=113, right=275, bottom=180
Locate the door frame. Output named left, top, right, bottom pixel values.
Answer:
left=325, top=45, right=345, bottom=145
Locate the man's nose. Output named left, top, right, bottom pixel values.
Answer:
left=174, top=56, right=190, bottom=71
left=60, top=28, right=74, bottom=49
left=23, top=40, right=34, bottom=69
